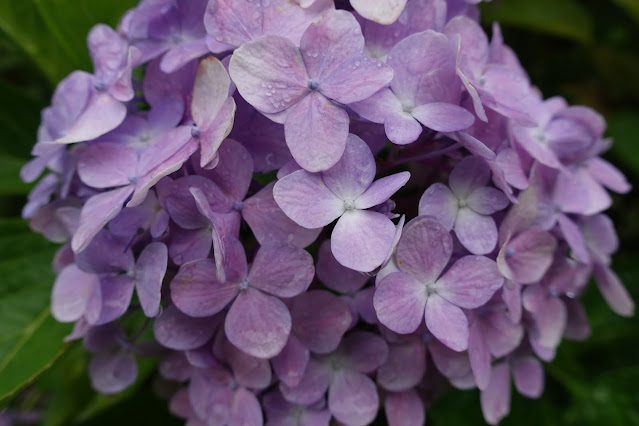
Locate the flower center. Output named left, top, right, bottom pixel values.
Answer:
left=307, top=79, right=320, bottom=91
left=238, top=279, right=250, bottom=291
left=343, top=200, right=356, bottom=210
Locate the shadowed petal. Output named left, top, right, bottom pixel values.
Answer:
left=243, top=182, right=321, bottom=248
left=135, top=242, right=167, bottom=317
left=512, top=357, right=544, bottom=398
left=449, top=156, right=491, bottom=199
left=280, top=359, right=331, bottom=405
left=153, top=305, right=220, bottom=350
left=225, top=288, right=292, bottom=359
left=316, top=240, right=369, bottom=293
left=377, top=340, right=426, bottom=391
left=328, top=370, right=379, bottom=426
left=271, top=335, right=310, bottom=387
left=248, top=243, right=315, bottom=298
left=51, top=265, right=100, bottom=322
left=231, top=387, right=264, bottom=426
left=171, top=259, right=240, bottom=317
left=89, top=352, right=138, bottom=394
left=480, top=363, right=511, bottom=425
left=593, top=264, right=634, bottom=317
left=385, top=390, right=425, bottom=426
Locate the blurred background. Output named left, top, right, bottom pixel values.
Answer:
left=0, top=0, right=637, bottom=425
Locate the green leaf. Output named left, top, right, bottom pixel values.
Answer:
left=0, top=218, right=68, bottom=400
left=608, top=109, right=639, bottom=175
left=0, top=0, right=138, bottom=85
left=612, top=0, right=639, bottom=25
left=481, top=0, right=594, bottom=44
left=0, top=156, right=32, bottom=195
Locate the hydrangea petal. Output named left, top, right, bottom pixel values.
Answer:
left=51, top=265, right=99, bottom=322
left=248, top=243, right=314, bottom=298
left=480, top=363, right=511, bottom=425
left=135, top=242, right=167, bottom=317
left=300, top=10, right=364, bottom=80
left=284, top=91, right=350, bottom=172
left=89, top=352, right=138, bottom=394
left=225, top=288, right=292, bottom=359
left=468, top=320, right=491, bottom=390
left=230, top=388, right=264, bottom=426
left=341, top=331, right=389, bottom=373
left=56, top=93, right=127, bottom=144
left=425, top=294, right=469, bottom=351
left=512, top=357, right=544, bottom=398
left=449, top=156, right=491, bottom=199
left=171, top=258, right=240, bottom=317
left=351, top=0, right=407, bottom=25
left=417, top=183, right=458, bottom=230
left=331, top=209, right=396, bottom=272
left=321, top=133, right=376, bottom=201
left=280, top=359, right=331, bottom=405
left=377, top=340, right=426, bottom=391
left=319, top=56, right=393, bottom=105
left=593, top=264, right=634, bottom=317
left=411, top=102, right=474, bottom=132
left=72, top=186, right=134, bottom=252
left=385, top=390, right=425, bottom=426
left=374, top=272, right=427, bottom=334
left=77, top=143, right=138, bottom=189
left=273, top=169, right=344, bottom=228
left=454, top=208, right=498, bottom=255
left=355, top=172, right=411, bottom=210
left=291, top=290, right=352, bottom=354
left=328, top=370, right=379, bottom=426
left=497, top=230, right=557, bottom=284
left=436, top=255, right=503, bottom=309
left=395, top=217, right=453, bottom=283
left=243, top=182, right=321, bottom=248
left=271, top=335, right=310, bottom=387
left=229, top=35, right=309, bottom=114
left=316, top=240, right=369, bottom=293
left=153, top=304, right=220, bottom=350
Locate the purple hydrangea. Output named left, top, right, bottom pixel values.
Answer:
left=20, top=0, right=633, bottom=425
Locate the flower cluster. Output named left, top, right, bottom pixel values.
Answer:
left=21, top=0, right=633, bottom=425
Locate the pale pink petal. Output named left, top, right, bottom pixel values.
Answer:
left=284, top=91, right=350, bottom=172
left=374, top=272, right=427, bottom=334
left=225, top=288, right=292, bottom=359
left=273, top=170, right=344, bottom=229
left=331, top=209, right=396, bottom=272
left=425, top=294, right=469, bottom=352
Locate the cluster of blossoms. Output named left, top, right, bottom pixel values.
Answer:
left=20, top=0, right=633, bottom=425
